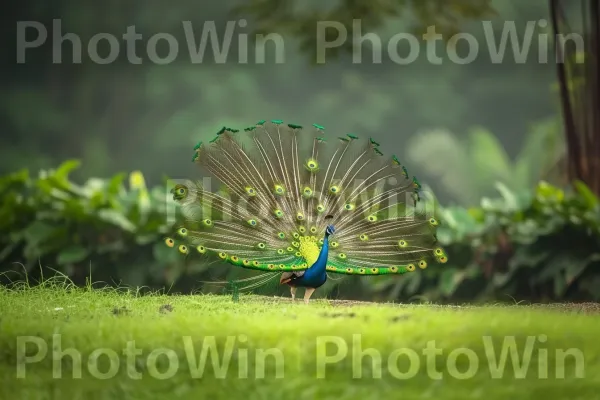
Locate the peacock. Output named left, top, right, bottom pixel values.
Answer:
left=165, top=120, right=447, bottom=304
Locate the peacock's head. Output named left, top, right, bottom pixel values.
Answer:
left=325, top=225, right=335, bottom=237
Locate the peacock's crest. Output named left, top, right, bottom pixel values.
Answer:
left=165, top=120, right=447, bottom=282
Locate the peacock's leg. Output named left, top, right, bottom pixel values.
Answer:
left=290, top=286, right=297, bottom=301
left=304, top=287, right=315, bottom=304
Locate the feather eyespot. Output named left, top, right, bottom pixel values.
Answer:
left=345, top=267, right=353, bottom=273
left=295, top=251, right=301, bottom=257
left=344, top=203, right=355, bottom=211
left=273, top=184, right=286, bottom=195
left=429, top=217, right=439, bottom=226
left=177, top=228, right=188, bottom=237
left=298, top=226, right=306, bottom=234
left=245, top=186, right=257, bottom=196
left=165, top=238, right=175, bottom=248
left=277, top=249, right=285, bottom=255
left=171, top=185, right=188, bottom=200
left=252, top=261, right=260, bottom=266
left=406, top=264, right=416, bottom=272
left=196, top=245, right=206, bottom=254
left=268, top=264, right=276, bottom=270
left=359, top=268, right=366, bottom=274
left=274, top=209, right=284, bottom=218
left=257, top=242, right=266, bottom=249
left=316, top=204, right=326, bottom=213
left=302, top=187, right=313, bottom=198
left=287, top=247, right=294, bottom=252
left=296, top=212, right=305, bottom=221
left=398, top=240, right=408, bottom=248
left=370, top=268, right=378, bottom=274
left=279, top=264, right=286, bottom=269
left=390, top=266, right=399, bottom=273
left=367, top=215, right=378, bottom=222
left=338, top=253, right=347, bottom=259
left=434, top=248, right=445, bottom=256
left=359, top=234, right=369, bottom=241
left=292, top=241, right=299, bottom=247
left=203, top=219, right=213, bottom=227
left=418, top=260, right=428, bottom=269
left=329, top=185, right=340, bottom=194
left=292, top=232, right=300, bottom=239
left=218, top=252, right=227, bottom=259
left=178, top=245, right=188, bottom=254
left=231, top=256, right=239, bottom=262
left=278, top=232, right=286, bottom=239
left=330, top=241, right=339, bottom=248
left=438, top=256, right=448, bottom=263
left=243, top=259, right=251, bottom=266
left=247, top=219, right=257, bottom=226
left=305, top=158, right=319, bottom=172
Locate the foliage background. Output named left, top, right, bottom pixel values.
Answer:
left=2, top=0, right=598, bottom=302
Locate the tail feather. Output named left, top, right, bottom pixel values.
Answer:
left=166, top=120, right=447, bottom=280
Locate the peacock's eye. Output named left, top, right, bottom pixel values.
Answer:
left=390, top=266, right=399, bottom=273
left=310, top=226, right=317, bottom=234
left=292, top=232, right=300, bottom=239
left=274, top=209, right=284, bottom=218
left=419, top=260, right=428, bottom=269
left=165, top=238, right=175, bottom=247
left=305, top=158, right=319, bottom=171
left=329, top=185, right=340, bottom=194
left=331, top=241, right=339, bottom=248
left=439, top=256, right=448, bottom=263
left=245, top=186, right=257, bottom=196
left=344, top=203, right=355, bottom=211
left=257, top=242, right=266, bottom=249
left=177, top=188, right=185, bottom=194
left=316, top=204, right=325, bottom=213
left=178, top=245, right=188, bottom=254
left=287, top=247, right=294, bottom=252
left=203, top=218, right=213, bottom=227
left=196, top=245, right=206, bottom=254
left=296, top=212, right=304, bottom=221
left=359, top=234, right=368, bottom=241
left=274, top=184, right=285, bottom=195
left=277, top=249, right=285, bottom=255
left=367, top=215, right=378, bottom=222
left=434, top=247, right=444, bottom=256
left=398, top=240, right=408, bottom=248
left=338, top=253, right=347, bottom=259
left=407, top=264, right=416, bottom=272
left=302, top=187, right=313, bottom=197
left=278, top=232, right=286, bottom=239
left=177, top=227, right=187, bottom=236
left=429, top=218, right=439, bottom=226
left=247, top=219, right=257, bottom=226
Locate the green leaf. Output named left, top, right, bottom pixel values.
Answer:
left=52, top=159, right=81, bottom=184
left=96, top=209, right=136, bottom=232
left=57, top=246, right=90, bottom=264
left=573, top=180, right=598, bottom=209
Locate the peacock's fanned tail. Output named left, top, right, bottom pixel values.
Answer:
left=165, top=120, right=447, bottom=277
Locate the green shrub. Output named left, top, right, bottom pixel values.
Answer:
left=1, top=161, right=599, bottom=302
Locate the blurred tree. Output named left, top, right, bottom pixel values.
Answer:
left=550, top=0, right=600, bottom=196
left=233, top=0, right=496, bottom=59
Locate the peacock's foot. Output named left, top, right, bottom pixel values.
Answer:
left=290, top=286, right=297, bottom=301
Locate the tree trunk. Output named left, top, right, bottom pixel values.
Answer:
left=549, top=0, right=600, bottom=196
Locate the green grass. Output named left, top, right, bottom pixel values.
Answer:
left=1, top=280, right=599, bottom=400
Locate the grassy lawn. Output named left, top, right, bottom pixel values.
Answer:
left=1, top=281, right=599, bottom=400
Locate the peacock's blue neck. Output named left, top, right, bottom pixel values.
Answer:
left=308, top=235, right=329, bottom=275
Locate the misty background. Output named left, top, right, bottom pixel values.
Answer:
left=1, top=1, right=566, bottom=207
